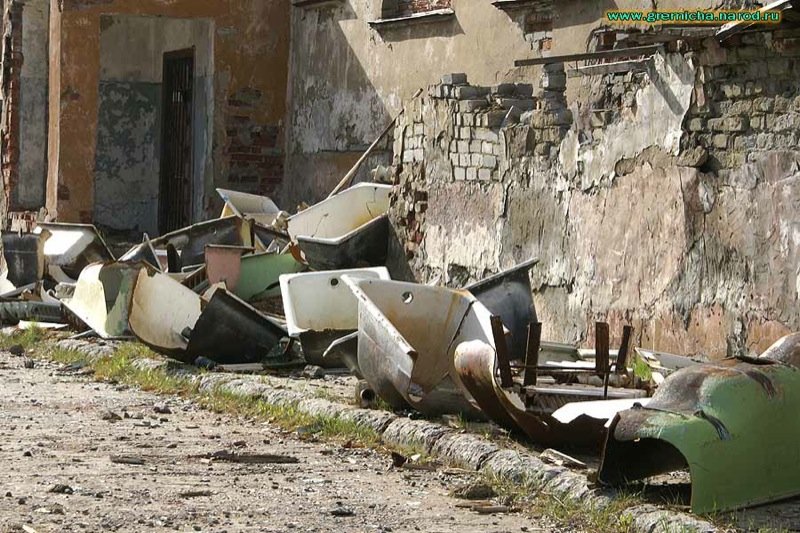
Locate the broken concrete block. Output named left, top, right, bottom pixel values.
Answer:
left=442, top=73, right=468, bottom=85
left=495, top=98, right=535, bottom=111
left=459, top=99, right=489, bottom=113
left=713, top=134, right=730, bottom=149
left=474, top=128, right=499, bottom=143
left=491, top=83, right=516, bottom=96
left=687, top=118, right=705, bottom=132
left=677, top=146, right=708, bottom=167
left=486, top=110, right=507, bottom=128
left=723, top=116, right=748, bottom=132
left=540, top=71, right=566, bottom=90
left=514, top=83, right=534, bottom=97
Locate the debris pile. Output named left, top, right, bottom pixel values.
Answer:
left=1, top=166, right=796, bottom=516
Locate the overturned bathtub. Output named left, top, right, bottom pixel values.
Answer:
left=287, top=183, right=392, bottom=270
left=280, top=267, right=390, bottom=368
left=345, top=277, right=493, bottom=418
left=37, top=223, right=114, bottom=282
left=63, top=262, right=145, bottom=339
left=598, top=333, right=800, bottom=514
left=129, top=269, right=287, bottom=365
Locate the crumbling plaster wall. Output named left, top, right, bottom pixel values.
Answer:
left=284, top=0, right=755, bottom=205
left=46, top=0, right=289, bottom=228
left=16, top=0, right=48, bottom=210
left=94, top=15, right=212, bottom=235
left=391, top=29, right=800, bottom=359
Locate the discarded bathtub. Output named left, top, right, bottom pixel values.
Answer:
left=37, top=223, right=114, bottom=281
left=63, top=262, right=144, bottom=339
left=208, top=250, right=305, bottom=302
left=465, top=258, right=538, bottom=360
left=287, top=183, right=392, bottom=270
left=129, top=269, right=203, bottom=356
left=345, top=278, right=489, bottom=417
left=280, top=267, right=390, bottom=367
left=185, top=285, right=287, bottom=365
left=119, top=234, right=162, bottom=271
left=454, top=340, right=606, bottom=447
left=204, top=245, right=254, bottom=292
left=323, top=332, right=360, bottom=377
left=2, top=231, right=47, bottom=287
left=122, top=217, right=254, bottom=272
left=598, top=333, right=800, bottom=514
left=217, top=188, right=281, bottom=226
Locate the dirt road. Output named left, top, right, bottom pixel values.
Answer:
left=0, top=351, right=549, bottom=533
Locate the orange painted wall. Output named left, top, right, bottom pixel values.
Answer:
left=47, top=0, right=289, bottom=224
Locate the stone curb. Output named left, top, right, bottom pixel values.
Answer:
left=53, top=339, right=718, bottom=533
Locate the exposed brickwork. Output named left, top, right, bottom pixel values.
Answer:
left=682, top=31, right=800, bottom=174
left=224, top=88, right=284, bottom=195
left=392, top=70, right=571, bottom=260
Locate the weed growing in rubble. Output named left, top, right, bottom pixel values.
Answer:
left=198, top=387, right=382, bottom=446
left=0, top=324, right=45, bottom=351
left=43, top=345, right=199, bottom=396
left=480, top=470, right=642, bottom=533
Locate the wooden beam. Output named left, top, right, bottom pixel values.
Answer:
left=717, top=0, right=793, bottom=40
left=515, top=45, right=662, bottom=67
left=491, top=316, right=514, bottom=388
left=567, top=58, right=653, bottom=78
left=615, top=325, right=634, bottom=375
left=522, top=322, right=542, bottom=387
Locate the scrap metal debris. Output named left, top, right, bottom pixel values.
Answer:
left=598, top=333, right=800, bottom=514
left=0, top=178, right=786, bottom=518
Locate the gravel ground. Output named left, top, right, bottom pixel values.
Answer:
left=0, top=351, right=551, bottom=533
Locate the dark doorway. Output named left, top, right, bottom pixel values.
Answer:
left=158, top=48, right=194, bottom=234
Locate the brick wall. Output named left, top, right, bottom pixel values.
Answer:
left=392, top=68, right=570, bottom=260
left=684, top=31, right=800, bottom=175
left=224, top=88, right=284, bottom=195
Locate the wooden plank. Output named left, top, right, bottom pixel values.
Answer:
left=515, top=44, right=662, bottom=67
left=717, top=0, right=792, bottom=40
left=615, top=325, right=634, bottom=374
left=522, top=322, right=542, bottom=387
left=567, top=57, right=653, bottom=78
left=594, top=322, right=610, bottom=375
left=490, top=316, right=514, bottom=388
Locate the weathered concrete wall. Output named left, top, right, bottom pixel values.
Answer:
left=16, top=0, right=48, bottom=210
left=284, top=0, right=755, bottom=206
left=47, top=0, right=289, bottom=229
left=389, top=28, right=800, bottom=360
left=94, top=15, right=212, bottom=235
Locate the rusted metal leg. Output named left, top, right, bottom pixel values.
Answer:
left=490, top=315, right=514, bottom=388
left=615, top=325, right=634, bottom=375
left=523, top=322, right=542, bottom=387
left=595, top=322, right=610, bottom=399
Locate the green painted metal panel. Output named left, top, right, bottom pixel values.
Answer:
left=235, top=253, right=305, bottom=302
